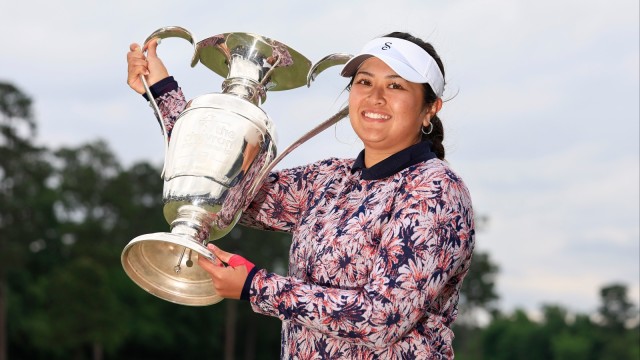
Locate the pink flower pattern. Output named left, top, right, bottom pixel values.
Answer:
left=155, top=88, right=186, bottom=139
left=240, top=159, right=475, bottom=359
left=155, top=85, right=475, bottom=359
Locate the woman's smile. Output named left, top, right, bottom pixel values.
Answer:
left=361, top=110, right=391, bottom=121
left=348, top=57, right=431, bottom=166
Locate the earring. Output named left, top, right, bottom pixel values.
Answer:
left=421, top=123, right=434, bottom=135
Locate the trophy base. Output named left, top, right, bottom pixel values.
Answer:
left=121, top=232, right=224, bottom=306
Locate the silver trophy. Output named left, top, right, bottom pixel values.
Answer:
left=121, top=26, right=352, bottom=306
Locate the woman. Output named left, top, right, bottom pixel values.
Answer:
left=127, top=32, right=475, bottom=359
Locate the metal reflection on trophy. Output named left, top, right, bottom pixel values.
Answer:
left=120, top=26, right=351, bottom=306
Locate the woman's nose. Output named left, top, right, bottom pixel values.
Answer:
left=367, top=86, right=386, bottom=105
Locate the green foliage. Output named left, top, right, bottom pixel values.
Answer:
left=0, top=82, right=55, bottom=268
left=453, top=290, right=640, bottom=360
left=457, top=250, right=500, bottom=323
left=23, top=257, right=127, bottom=354
left=481, top=310, right=552, bottom=359
left=550, top=332, right=592, bottom=360
left=0, top=83, right=33, bottom=124
left=0, top=81, right=58, bottom=360
left=598, top=283, right=636, bottom=332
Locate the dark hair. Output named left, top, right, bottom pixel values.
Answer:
left=384, top=32, right=446, bottom=160
left=348, top=32, right=447, bottom=160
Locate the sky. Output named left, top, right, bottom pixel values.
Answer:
left=1, top=0, right=638, bottom=317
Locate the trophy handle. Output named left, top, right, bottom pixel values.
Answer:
left=143, top=26, right=198, bottom=66
left=138, top=26, right=198, bottom=178
left=306, top=53, right=353, bottom=86
left=247, top=105, right=350, bottom=200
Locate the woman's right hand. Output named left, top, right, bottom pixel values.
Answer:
left=126, top=38, right=169, bottom=95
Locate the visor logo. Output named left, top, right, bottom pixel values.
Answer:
left=381, top=42, right=392, bottom=50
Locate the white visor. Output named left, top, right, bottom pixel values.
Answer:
left=341, top=37, right=445, bottom=97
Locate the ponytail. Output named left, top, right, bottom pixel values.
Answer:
left=422, top=115, right=445, bottom=160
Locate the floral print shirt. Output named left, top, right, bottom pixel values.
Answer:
left=150, top=79, right=475, bottom=359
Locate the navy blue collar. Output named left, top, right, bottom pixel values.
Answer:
left=351, top=141, right=437, bottom=180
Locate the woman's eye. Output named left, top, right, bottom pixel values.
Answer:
left=388, top=82, right=403, bottom=89
left=355, top=78, right=371, bottom=86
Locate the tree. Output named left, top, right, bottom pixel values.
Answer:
left=592, top=283, right=640, bottom=360
left=47, top=142, right=175, bottom=359
left=439, top=213, right=499, bottom=357
left=542, top=304, right=569, bottom=334
left=458, top=251, right=500, bottom=322
left=598, top=283, right=637, bottom=332
left=457, top=285, right=640, bottom=360
left=24, top=257, right=124, bottom=359
left=456, top=213, right=500, bottom=323
left=540, top=305, right=593, bottom=360
left=0, top=82, right=58, bottom=360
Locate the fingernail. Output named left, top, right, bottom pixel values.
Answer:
left=156, top=38, right=162, bottom=45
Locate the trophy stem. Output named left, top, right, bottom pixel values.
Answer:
left=168, top=205, right=214, bottom=274
left=170, top=204, right=214, bottom=243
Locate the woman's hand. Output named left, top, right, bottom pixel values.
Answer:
left=126, top=38, right=169, bottom=94
left=198, top=244, right=254, bottom=300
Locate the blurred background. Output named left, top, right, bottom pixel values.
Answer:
left=1, top=0, right=638, bottom=358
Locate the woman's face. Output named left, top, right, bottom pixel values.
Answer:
left=348, top=57, right=435, bottom=158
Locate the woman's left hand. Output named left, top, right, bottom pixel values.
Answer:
left=198, top=244, right=254, bottom=300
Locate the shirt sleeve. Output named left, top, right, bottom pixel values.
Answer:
left=246, top=166, right=475, bottom=349
left=144, top=76, right=187, bottom=139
